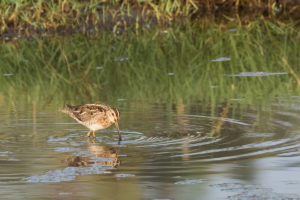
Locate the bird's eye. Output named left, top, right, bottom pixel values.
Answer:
left=112, top=113, right=115, bottom=116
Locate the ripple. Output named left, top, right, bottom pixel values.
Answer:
left=174, top=179, right=206, bottom=185
left=104, top=130, right=146, bottom=145
left=48, top=134, right=80, bottom=142
left=243, top=132, right=275, bottom=138
left=211, top=182, right=300, bottom=200
left=171, top=138, right=299, bottom=159
left=0, top=151, right=13, bottom=156
left=58, top=192, right=72, bottom=196
left=139, top=135, right=221, bottom=150
left=177, top=114, right=250, bottom=126
left=53, top=147, right=82, bottom=153
left=0, top=151, right=20, bottom=161
left=115, top=174, right=135, bottom=178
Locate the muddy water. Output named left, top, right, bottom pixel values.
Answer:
left=1, top=99, right=300, bottom=200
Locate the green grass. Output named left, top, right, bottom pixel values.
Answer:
left=0, top=0, right=298, bottom=35
left=0, top=21, right=299, bottom=111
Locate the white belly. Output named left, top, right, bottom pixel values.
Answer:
left=86, top=123, right=104, bottom=131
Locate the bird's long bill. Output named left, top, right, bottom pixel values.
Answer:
left=115, top=122, right=121, bottom=140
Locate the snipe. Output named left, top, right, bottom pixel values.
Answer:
left=61, top=104, right=121, bottom=141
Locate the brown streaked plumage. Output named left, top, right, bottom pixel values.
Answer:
left=61, top=104, right=121, bottom=141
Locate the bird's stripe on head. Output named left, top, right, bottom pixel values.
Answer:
left=113, top=108, right=120, bottom=118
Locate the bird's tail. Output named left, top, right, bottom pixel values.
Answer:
left=60, top=104, right=73, bottom=114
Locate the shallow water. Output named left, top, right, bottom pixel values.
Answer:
left=1, top=26, right=300, bottom=199
left=1, top=99, right=300, bottom=200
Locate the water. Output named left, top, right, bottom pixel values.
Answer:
left=0, top=26, right=300, bottom=199
left=1, top=99, right=300, bottom=199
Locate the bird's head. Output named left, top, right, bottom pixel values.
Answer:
left=108, top=108, right=120, bottom=123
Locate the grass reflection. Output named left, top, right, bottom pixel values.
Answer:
left=0, top=22, right=299, bottom=109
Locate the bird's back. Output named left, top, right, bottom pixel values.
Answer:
left=61, top=104, right=111, bottom=124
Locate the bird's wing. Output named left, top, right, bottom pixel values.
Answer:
left=71, top=104, right=108, bottom=122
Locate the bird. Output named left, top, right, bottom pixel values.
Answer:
left=61, top=103, right=121, bottom=141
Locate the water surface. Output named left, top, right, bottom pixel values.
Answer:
left=1, top=27, right=300, bottom=199
left=1, top=99, right=300, bottom=199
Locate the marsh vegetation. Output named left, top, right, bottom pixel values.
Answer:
left=1, top=0, right=299, bottom=36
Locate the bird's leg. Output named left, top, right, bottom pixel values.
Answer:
left=86, top=130, right=91, bottom=137
left=92, top=130, right=96, bottom=138
left=88, top=137, right=95, bottom=144
left=88, top=137, right=96, bottom=144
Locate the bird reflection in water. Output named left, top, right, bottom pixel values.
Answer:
left=65, top=138, right=120, bottom=168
